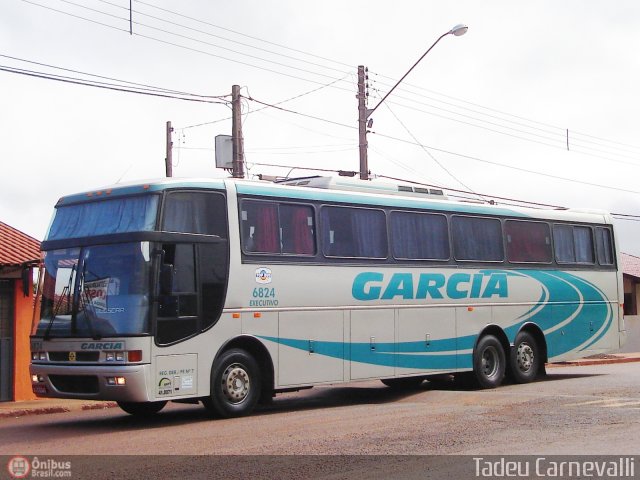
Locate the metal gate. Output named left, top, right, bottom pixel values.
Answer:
left=0, top=280, right=14, bottom=402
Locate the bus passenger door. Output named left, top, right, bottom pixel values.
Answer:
left=350, top=310, right=395, bottom=380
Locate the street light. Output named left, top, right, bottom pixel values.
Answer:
left=358, top=24, right=468, bottom=180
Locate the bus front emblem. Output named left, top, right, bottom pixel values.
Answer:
left=68, top=351, right=76, bottom=362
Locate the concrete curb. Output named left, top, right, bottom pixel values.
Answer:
left=0, top=401, right=117, bottom=419
left=547, top=354, right=640, bottom=368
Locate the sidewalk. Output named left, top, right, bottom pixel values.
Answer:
left=2, top=353, right=640, bottom=419
left=0, top=399, right=117, bottom=419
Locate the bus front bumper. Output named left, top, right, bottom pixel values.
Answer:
left=29, top=363, right=154, bottom=403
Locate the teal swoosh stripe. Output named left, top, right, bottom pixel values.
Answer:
left=258, top=269, right=613, bottom=370
left=259, top=335, right=467, bottom=370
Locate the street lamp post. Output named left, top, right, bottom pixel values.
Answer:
left=358, top=24, right=468, bottom=180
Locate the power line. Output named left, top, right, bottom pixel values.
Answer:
left=97, top=0, right=351, bottom=77
left=0, top=65, right=229, bottom=103
left=133, top=0, right=354, bottom=70
left=370, top=70, right=640, bottom=155
left=179, top=75, right=349, bottom=130
left=243, top=95, right=356, bottom=131
left=0, top=53, right=229, bottom=100
left=25, top=0, right=354, bottom=92
left=28, top=0, right=640, bottom=162
left=382, top=103, right=484, bottom=202
left=371, top=129, right=640, bottom=195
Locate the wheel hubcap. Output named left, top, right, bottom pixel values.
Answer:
left=221, top=363, right=250, bottom=404
left=481, top=346, right=499, bottom=378
left=516, top=342, right=534, bottom=373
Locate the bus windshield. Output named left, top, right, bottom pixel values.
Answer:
left=36, top=242, right=152, bottom=338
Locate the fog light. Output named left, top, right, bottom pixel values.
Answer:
left=32, top=374, right=39, bottom=383
left=107, top=376, right=126, bottom=386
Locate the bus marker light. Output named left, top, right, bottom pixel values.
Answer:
left=232, top=313, right=241, bottom=319
left=467, top=307, right=474, bottom=312
left=253, top=312, right=262, bottom=318
left=127, top=350, right=142, bottom=362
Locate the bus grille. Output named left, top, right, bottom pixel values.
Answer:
left=49, top=375, right=99, bottom=394
left=49, top=352, right=100, bottom=362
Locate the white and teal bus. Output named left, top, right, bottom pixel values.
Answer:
left=30, top=176, right=626, bottom=417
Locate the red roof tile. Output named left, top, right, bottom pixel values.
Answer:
left=0, top=222, right=41, bottom=265
left=621, top=252, right=640, bottom=280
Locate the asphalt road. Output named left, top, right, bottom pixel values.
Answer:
left=1, top=362, right=639, bottom=479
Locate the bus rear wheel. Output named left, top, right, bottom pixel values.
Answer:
left=472, top=334, right=506, bottom=389
left=510, top=331, right=541, bottom=383
left=117, top=400, right=167, bottom=417
left=204, top=349, right=261, bottom=418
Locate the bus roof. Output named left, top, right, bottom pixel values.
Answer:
left=54, top=176, right=613, bottom=225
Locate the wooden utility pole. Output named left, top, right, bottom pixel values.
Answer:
left=357, top=65, right=369, bottom=180
left=231, top=85, right=245, bottom=178
left=165, top=120, right=173, bottom=177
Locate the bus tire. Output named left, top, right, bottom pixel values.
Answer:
left=510, top=331, right=540, bottom=383
left=472, top=334, right=505, bottom=389
left=117, top=400, right=167, bottom=417
left=205, top=349, right=261, bottom=418
left=381, top=376, right=425, bottom=389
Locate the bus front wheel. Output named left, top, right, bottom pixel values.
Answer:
left=472, top=335, right=506, bottom=389
left=204, top=349, right=261, bottom=418
left=509, top=331, right=541, bottom=383
left=117, top=400, right=167, bottom=417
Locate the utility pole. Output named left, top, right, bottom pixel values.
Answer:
left=231, top=84, right=245, bottom=178
left=357, top=65, right=369, bottom=181
left=165, top=120, right=173, bottom=177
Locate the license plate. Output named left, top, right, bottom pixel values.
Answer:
left=32, top=385, right=48, bottom=395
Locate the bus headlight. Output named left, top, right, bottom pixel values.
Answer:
left=32, top=352, right=46, bottom=361
left=106, top=351, right=126, bottom=362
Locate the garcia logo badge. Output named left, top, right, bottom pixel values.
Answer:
left=255, top=267, right=272, bottom=284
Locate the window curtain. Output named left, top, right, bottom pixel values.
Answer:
left=255, top=204, right=279, bottom=253
left=352, top=209, right=386, bottom=258
left=48, top=196, right=158, bottom=240
left=391, top=213, right=448, bottom=260
left=291, top=208, right=314, bottom=254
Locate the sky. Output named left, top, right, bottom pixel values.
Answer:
left=1, top=0, right=640, bottom=256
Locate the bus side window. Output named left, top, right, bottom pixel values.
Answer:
left=157, top=243, right=198, bottom=344
left=554, top=224, right=594, bottom=264
left=595, top=227, right=614, bottom=266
